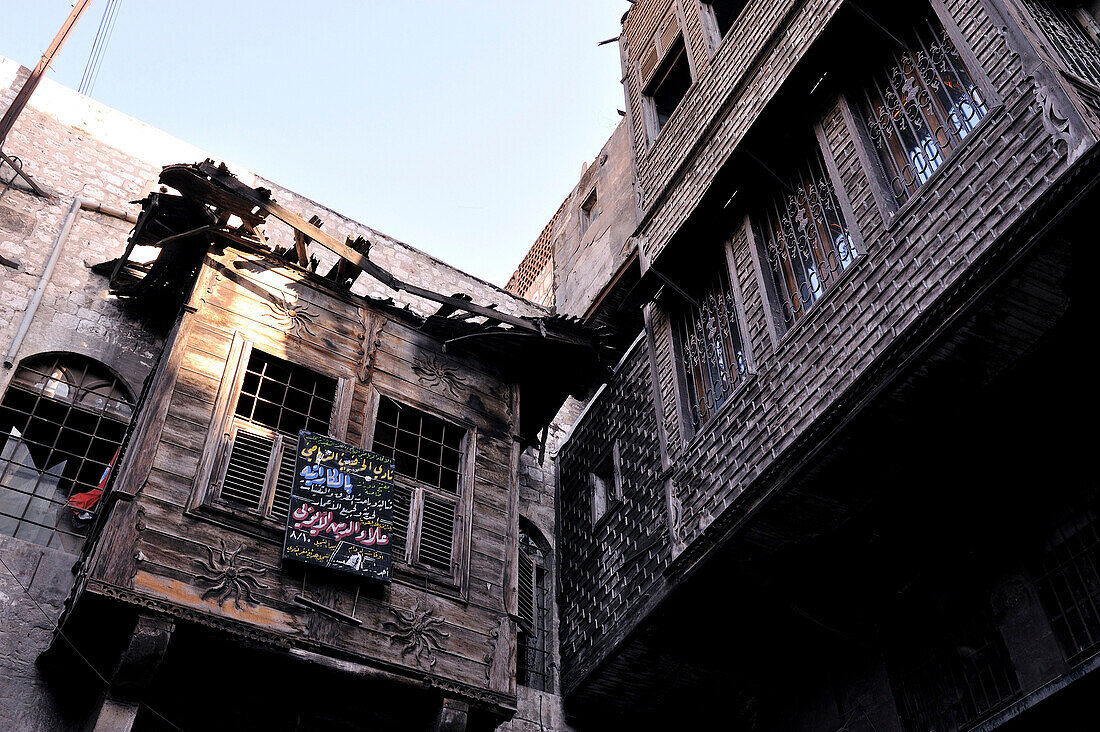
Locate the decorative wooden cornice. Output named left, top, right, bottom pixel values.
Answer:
left=85, top=579, right=291, bottom=650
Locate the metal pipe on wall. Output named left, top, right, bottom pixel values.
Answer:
left=3, top=197, right=82, bottom=369
left=2, top=195, right=140, bottom=371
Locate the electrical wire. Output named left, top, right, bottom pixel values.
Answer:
left=0, top=551, right=185, bottom=731
left=78, top=0, right=122, bottom=97
left=78, top=0, right=114, bottom=94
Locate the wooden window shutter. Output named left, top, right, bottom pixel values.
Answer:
left=659, top=13, right=680, bottom=57
left=220, top=423, right=277, bottom=511
left=639, top=45, right=659, bottom=83
left=517, top=548, right=536, bottom=633
left=418, top=493, right=456, bottom=572
left=269, top=440, right=298, bottom=521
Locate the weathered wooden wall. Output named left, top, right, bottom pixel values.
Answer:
left=86, top=248, right=523, bottom=710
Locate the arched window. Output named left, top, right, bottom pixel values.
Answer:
left=0, top=354, right=134, bottom=551
left=517, top=520, right=552, bottom=691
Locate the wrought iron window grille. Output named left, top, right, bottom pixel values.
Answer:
left=860, top=16, right=988, bottom=206
left=674, top=258, right=748, bottom=432
left=1035, top=505, right=1100, bottom=664
left=1024, top=1, right=1100, bottom=88
left=757, top=151, right=856, bottom=331
left=0, top=354, right=133, bottom=552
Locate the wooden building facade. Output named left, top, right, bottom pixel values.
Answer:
left=552, top=0, right=1100, bottom=729
left=27, top=162, right=607, bottom=731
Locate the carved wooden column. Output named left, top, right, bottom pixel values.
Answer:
left=90, top=612, right=174, bottom=732
left=431, top=697, right=469, bottom=732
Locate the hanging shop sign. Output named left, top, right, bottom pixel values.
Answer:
left=282, top=431, right=394, bottom=582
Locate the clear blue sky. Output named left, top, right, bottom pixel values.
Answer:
left=2, top=1, right=630, bottom=286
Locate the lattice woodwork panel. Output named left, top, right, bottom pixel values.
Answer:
left=557, top=339, right=667, bottom=685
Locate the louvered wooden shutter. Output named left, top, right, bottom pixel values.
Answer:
left=269, top=440, right=297, bottom=521
left=220, top=423, right=276, bottom=511
left=517, top=549, right=536, bottom=633
left=660, top=13, right=680, bottom=57
left=418, top=493, right=456, bottom=572
left=639, top=45, right=659, bottom=83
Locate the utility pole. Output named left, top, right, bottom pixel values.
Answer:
left=0, top=0, right=94, bottom=195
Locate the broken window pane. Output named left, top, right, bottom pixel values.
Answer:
left=0, top=355, right=134, bottom=552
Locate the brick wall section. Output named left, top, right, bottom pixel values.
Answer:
left=505, top=200, right=563, bottom=307
left=553, top=122, right=639, bottom=319
left=556, top=337, right=668, bottom=693
left=504, top=120, right=640, bottom=320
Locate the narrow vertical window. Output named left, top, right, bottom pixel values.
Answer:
left=580, top=188, right=598, bottom=236
left=758, top=151, right=856, bottom=330
left=517, top=522, right=551, bottom=691
left=861, top=16, right=987, bottom=205
left=675, top=253, right=748, bottom=432
left=588, top=443, right=621, bottom=524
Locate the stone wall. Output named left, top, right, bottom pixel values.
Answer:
left=0, top=535, right=81, bottom=731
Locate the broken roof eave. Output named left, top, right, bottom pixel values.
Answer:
left=111, top=160, right=612, bottom=445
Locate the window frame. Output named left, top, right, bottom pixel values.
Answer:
left=841, top=1, right=1001, bottom=226
left=643, top=33, right=694, bottom=142
left=668, top=238, right=754, bottom=440
left=579, top=187, right=598, bottom=237
left=362, top=385, right=475, bottom=595
left=189, top=334, right=355, bottom=532
left=516, top=520, right=553, bottom=692
left=747, top=124, right=865, bottom=345
left=589, top=440, right=623, bottom=525
left=698, top=0, right=750, bottom=53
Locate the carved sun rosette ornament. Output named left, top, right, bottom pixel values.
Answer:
left=261, top=291, right=318, bottom=338
left=195, top=540, right=269, bottom=610
left=383, top=598, right=451, bottom=668
left=412, top=355, right=467, bottom=398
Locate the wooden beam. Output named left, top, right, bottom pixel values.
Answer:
left=197, top=164, right=543, bottom=335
